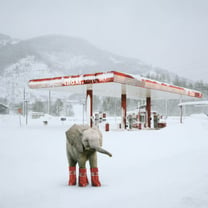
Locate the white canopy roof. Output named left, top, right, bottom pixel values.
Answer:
left=28, top=71, right=203, bottom=100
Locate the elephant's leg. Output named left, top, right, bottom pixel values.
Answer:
left=66, top=142, right=77, bottom=166
left=89, top=152, right=101, bottom=186
left=78, top=154, right=89, bottom=187
left=77, top=154, right=87, bottom=168
left=66, top=143, right=77, bottom=185
left=89, top=151, right=98, bottom=168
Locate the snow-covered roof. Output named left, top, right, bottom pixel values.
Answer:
left=28, top=71, right=203, bottom=99
left=178, top=100, right=208, bottom=106
left=0, top=103, right=9, bottom=108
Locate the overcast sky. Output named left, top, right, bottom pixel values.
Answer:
left=1, top=0, right=208, bottom=81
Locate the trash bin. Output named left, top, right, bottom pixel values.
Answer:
left=138, top=123, right=142, bottom=130
left=105, top=123, right=109, bottom=131
left=43, top=120, right=48, bottom=125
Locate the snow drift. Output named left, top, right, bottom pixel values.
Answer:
left=0, top=114, right=208, bottom=208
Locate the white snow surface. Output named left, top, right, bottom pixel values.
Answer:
left=1, top=114, right=208, bottom=208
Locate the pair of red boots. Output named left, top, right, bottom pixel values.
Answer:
left=68, top=167, right=101, bottom=187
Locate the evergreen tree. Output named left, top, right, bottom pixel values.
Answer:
left=51, top=99, right=64, bottom=116
left=32, top=100, right=47, bottom=113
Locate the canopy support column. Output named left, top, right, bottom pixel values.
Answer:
left=146, top=97, right=151, bottom=128
left=86, top=88, right=93, bottom=127
left=121, top=86, right=127, bottom=129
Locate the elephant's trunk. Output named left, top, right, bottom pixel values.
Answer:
left=91, top=145, right=112, bottom=157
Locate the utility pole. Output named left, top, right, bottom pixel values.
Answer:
left=48, top=90, right=51, bottom=115
left=179, top=96, right=183, bottom=124
left=23, top=87, right=29, bottom=125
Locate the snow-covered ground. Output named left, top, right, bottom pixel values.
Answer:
left=1, top=114, right=208, bottom=208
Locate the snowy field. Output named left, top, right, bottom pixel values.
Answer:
left=1, top=114, right=208, bottom=208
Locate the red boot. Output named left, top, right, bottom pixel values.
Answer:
left=79, top=168, right=89, bottom=187
left=68, top=166, right=76, bottom=185
left=91, top=168, right=101, bottom=186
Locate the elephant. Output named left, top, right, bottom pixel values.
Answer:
left=65, top=124, right=112, bottom=187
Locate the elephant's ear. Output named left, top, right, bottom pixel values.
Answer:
left=65, top=125, right=84, bottom=152
left=73, top=131, right=84, bottom=152
left=98, top=129, right=103, bottom=147
left=92, top=126, right=103, bottom=146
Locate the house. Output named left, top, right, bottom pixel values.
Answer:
left=0, top=104, right=9, bottom=114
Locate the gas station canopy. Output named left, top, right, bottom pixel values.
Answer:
left=28, top=71, right=202, bottom=99
left=28, top=71, right=203, bottom=129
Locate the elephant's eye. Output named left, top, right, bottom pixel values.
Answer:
left=83, top=139, right=89, bottom=147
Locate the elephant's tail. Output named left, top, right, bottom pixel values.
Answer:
left=92, top=146, right=112, bottom=157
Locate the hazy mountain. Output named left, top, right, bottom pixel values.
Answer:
left=0, top=34, right=156, bottom=76
left=0, top=34, right=197, bottom=104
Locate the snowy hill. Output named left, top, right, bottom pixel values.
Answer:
left=0, top=34, right=19, bottom=48
left=0, top=34, right=199, bottom=103
left=0, top=34, right=153, bottom=76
